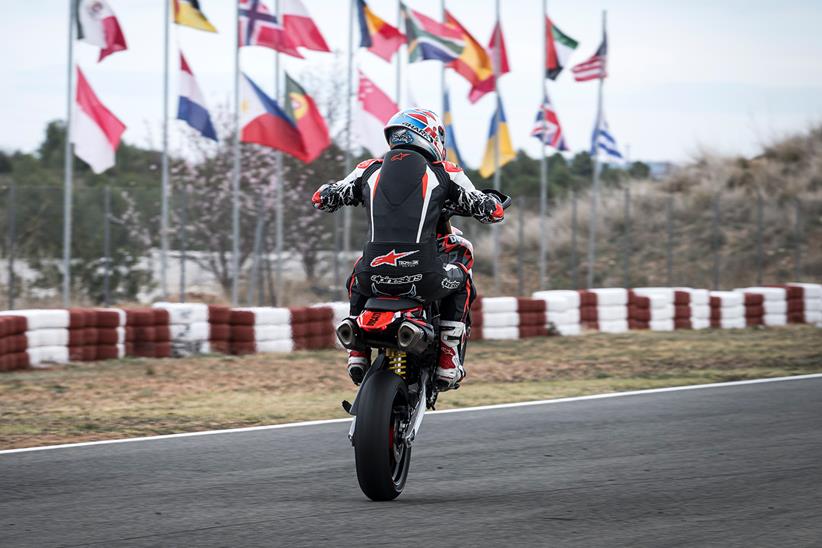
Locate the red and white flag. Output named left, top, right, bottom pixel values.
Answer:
left=572, top=34, right=607, bottom=82
left=76, top=0, right=128, bottom=62
left=72, top=67, right=126, bottom=173
left=355, top=71, right=398, bottom=157
left=238, top=0, right=303, bottom=58
left=282, top=0, right=330, bottom=52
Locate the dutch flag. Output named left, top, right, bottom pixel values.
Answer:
left=177, top=52, right=217, bottom=141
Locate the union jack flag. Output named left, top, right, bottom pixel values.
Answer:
left=238, top=0, right=303, bottom=58
left=531, top=91, right=567, bottom=151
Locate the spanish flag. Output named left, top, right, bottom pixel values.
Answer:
left=445, top=11, right=493, bottom=104
left=479, top=96, right=516, bottom=178
left=174, top=0, right=217, bottom=33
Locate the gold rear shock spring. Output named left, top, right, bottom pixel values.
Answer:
left=386, top=349, right=407, bottom=379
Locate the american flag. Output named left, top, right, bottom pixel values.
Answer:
left=239, top=0, right=303, bottom=58
left=571, top=34, right=607, bottom=82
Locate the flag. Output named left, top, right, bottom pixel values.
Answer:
left=402, top=4, right=464, bottom=63
left=284, top=73, right=330, bottom=163
left=76, top=0, right=128, bottom=62
left=354, top=71, right=398, bottom=157
left=443, top=88, right=465, bottom=166
left=356, top=0, right=405, bottom=62
left=531, top=91, right=567, bottom=151
left=240, top=73, right=307, bottom=160
left=545, top=16, right=578, bottom=80
left=590, top=113, right=622, bottom=162
left=177, top=52, right=217, bottom=141
left=572, top=34, right=607, bottom=82
left=72, top=67, right=126, bottom=174
left=479, top=96, right=516, bottom=178
left=239, top=0, right=303, bottom=58
left=467, top=20, right=510, bottom=103
left=282, top=0, right=330, bottom=52
left=173, top=0, right=217, bottom=33
left=445, top=11, right=493, bottom=104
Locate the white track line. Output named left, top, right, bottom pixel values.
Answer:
left=2, top=373, right=821, bottom=456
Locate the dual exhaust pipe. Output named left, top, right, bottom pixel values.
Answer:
left=336, top=317, right=434, bottom=355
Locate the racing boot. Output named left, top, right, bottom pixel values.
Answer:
left=435, top=320, right=466, bottom=390
left=347, top=349, right=370, bottom=385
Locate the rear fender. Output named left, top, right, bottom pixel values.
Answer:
left=349, top=353, right=387, bottom=416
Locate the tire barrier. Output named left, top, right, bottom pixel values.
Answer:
left=124, top=308, right=172, bottom=359
left=576, top=288, right=629, bottom=333
left=151, top=303, right=231, bottom=356
left=0, top=315, right=28, bottom=372
left=709, top=291, right=746, bottom=329
left=785, top=283, right=822, bottom=324
left=0, top=282, right=819, bottom=371
left=531, top=290, right=582, bottom=336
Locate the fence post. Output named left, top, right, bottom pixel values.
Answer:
left=712, top=193, right=721, bottom=290
left=794, top=199, right=802, bottom=280
left=570, top=189, right=578, bottom=289
left=756, top=191, right=763, bottom=285
left=517, top=196, right=525, bottom=296
left=179, top=185, right=188, bottom=303
left=6, top=183, right=16, bottom=309
left=333, top=209, right=341, bottom=300
left=666, top=193, right=674, bottom=286
left=622, top=185, right=630, bottom=288
left=102, top=186, right=111, bottom=307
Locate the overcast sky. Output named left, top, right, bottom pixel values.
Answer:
left=2, top=0, right=822, bottom=166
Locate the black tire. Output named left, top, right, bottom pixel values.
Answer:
left=353, top=369, right=412, bottom=501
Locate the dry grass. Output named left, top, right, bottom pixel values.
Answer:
left=1, top=326, right=821, bottom=450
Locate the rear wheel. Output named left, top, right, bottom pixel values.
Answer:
left=353, top=369, right=412, bottom=501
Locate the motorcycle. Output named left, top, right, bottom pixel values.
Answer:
left=336, top=189, right=512, bottom=501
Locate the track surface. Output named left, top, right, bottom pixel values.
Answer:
left=2, top=377, right=822, bottom=547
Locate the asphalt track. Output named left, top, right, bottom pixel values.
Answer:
left=2, top=376, right=822, bottom=547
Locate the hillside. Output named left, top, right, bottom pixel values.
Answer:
left=470, top=126, right=822, bottom=295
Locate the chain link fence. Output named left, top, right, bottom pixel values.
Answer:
left=1, top=180, right=820, bottom=309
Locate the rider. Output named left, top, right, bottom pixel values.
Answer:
left=312, top=108, right=504, bottom=390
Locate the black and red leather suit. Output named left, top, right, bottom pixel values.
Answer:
left=314, top=149, right=504, bottom=324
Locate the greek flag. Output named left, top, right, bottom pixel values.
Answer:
left=590, top=113, right=622, bottom=162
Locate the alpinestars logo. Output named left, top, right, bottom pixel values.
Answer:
left=370, top=274, right=423, bottom=285
left=391, top=152, right=412, bottom=162
left=370, top=249, right=419, bottom=268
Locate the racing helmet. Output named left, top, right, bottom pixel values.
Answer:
left=384, top=108, right=447, bottom=162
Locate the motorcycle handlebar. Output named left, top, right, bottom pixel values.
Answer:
left=441, top=189, right=513, bottom=219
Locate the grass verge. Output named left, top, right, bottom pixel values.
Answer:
left=1, top=326, right=820, bottom=450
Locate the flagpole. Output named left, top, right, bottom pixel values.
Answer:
left=440, top=0, right=446, bottom=115
left=586, top=10, right=606, bottom=290
left=160, top=0, right=171, bottom=299
left=492, top=0, right=501, bottom=295
left=231, top=0, right=242, bottom=306
left=396, top=0, right=402, bottom=105
left=538, top=0, right=548, bottom=289
left=62, top=0, right=77, bottom=307
left=274, top=0, right=285, bottom=306
left=342, top=0, right=355, bottom=293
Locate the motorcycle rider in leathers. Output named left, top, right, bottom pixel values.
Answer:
left=312, top=108, right=504, bottom=390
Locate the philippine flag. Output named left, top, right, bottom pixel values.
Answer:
left=240, top=73, right=307, bottom=161
left=72, top=66, right=126, bottom=174
left=177, top=52, right=217, bottom=141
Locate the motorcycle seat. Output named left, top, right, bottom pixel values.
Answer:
left=364, top=297, right=423, bottom=311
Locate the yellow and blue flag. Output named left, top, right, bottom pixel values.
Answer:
left=173, top=0, right=217, bottom=33
left=443, top=88, right=465, bottom=167
left=479, top=96, right=516, bottom=178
